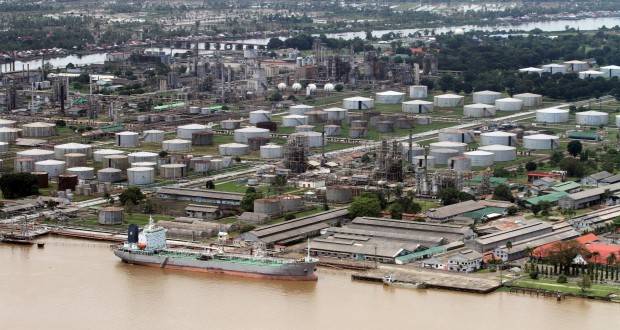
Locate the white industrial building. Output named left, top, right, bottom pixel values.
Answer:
left=542, top=64, right=567, bottom=74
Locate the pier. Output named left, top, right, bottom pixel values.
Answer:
left=506, top=286, right=567, bottom=301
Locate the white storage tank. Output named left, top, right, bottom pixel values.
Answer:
left=292, top=83, right=302, bottom=92
left=22, top=122, right=57, bottom=137
left=402, top=100, right=433, bottom=114
left=282, top=115, right=309, bottom=127
left=54, top=143, right=92, bottom=159
left=429, top=141, right=467, bottom=154
left=127, top=167, right=155, bottom=185
left=35, top=160, right=66, bottom=177
left=324, top=125, right=341, bottom=137
left=162, top=139, right=191, bottom=152
left=234, top=127, right=270, bottom=143
left=343, top=97, right=374, bottom=110
left=479, top=145, right=517, bottom=162
left=349, top=127, right=368, bottom=138
left=514, top=93, right=543, bottom=107
left=295, top=125, right=315, bottom=133
left=0, top=127, right=22, bottom=143
left=0, top=142, right=7, bottom=153
left=434, top=94, right=464, bottom=107
left=220, top=119, right=243, bottom=130
left=219, top=143, right=249, bottom=156
left=128, top=151, right=158, bottom=163
left=290, top=132, right=325, bottom=148
left=97, top=168, right=123, bottom=182
left=579, top=70, right=605, bottom=79
left=16, top=149, right=55, bottom=162
left=323, top=107, right=348, bottom=120
left=66, top=167, right=95, bottom=180
left=464, top=103, right=496, bottom=117
left=115, top=131, right=140, bottom=147
left=160, top=164, right=187, bottom=179
left=376, top=91, right=405, bottom=104
left=0, top=119, right=16, bottom=128
left=260, top=144, right=284, bottom=159
left=98, top=207, right=124, bottom=225
left=438, top=129, right=475, bottom=143
left=430, top=148, right=461, bottom=164
left=249, top=110, right=272, bottom=124
left=277, top=83, right=287, bottom=91
left=542, top=64, right=567, bottom=74
left=210, top=159, right=224, bottom=171
left=536, top=108, right=569, bottom=123
left=189, top=106, right=200, bottom=114
left=616, top=114, right=620, bottom=128
left=575, top=110, right=609, bottom=125
left=93, top=149, right=124, bottom=162
left=564, top=60, right=589, bottom=72
left=289, top=104, right=314, bottom=116
left=102, top=155, right=129, bottom=171
left=495, top=98, right=524, bottom=111
left=177, top=124, right=211, bottom=139
left=192, top=160, right=210, bottom=173
left=601, top=65, right=620, bottom=78
left=518, top=67, right=543, bottom=75
left=409, top=85, right=428, bottom=99
left=323, top=83, right=335, bottom=92
left=412, top=155, right=436, bottom=168
left=523, top=134, right=560, bottom=150
left=64, top=153, right=87, bottom=168
left=14, top=158, right=35, bottom=173
left=472, top=90, right=502, bottom=105
left=131, top=162, right=157, bottom=171
left=142, top=130, right=165, bottom=143
left=448, top=157, right=472, bottom=171
left=464, top=151, right=494, bottom=167
left=480, top=131, right=517, bottom=146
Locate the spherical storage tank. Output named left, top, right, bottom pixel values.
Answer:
left=22, top=122, right=57, bottom=137
left=282, top=115, right=309, bottom=127
left=472, top=91, right=501, bottom=105
left=219, top=143, right=249, bottom=156
left=127, top=167, right=155, bottom=185
left=409, top=85, right=428, bottom=99
left=495, top=98, right=524, bottom=111
left=429, top=141, right=467, bottom=154
left=434, top=94, right=464, bottom=107
left=260, top=144, right=284, bottom=159
left=514, top=93, right=542, bottom=107
left=66, top=167, right=95, bottom=180
left=478, top=145, right=517, bottom=162
left=54, top=143, right=92, bottom=159
left=0, top=119, right=16, bottom=128
left=412, top=155, right=436, bottom=168
left=536, top=108, right=569, bottom=123
left=128, top=151, right=158, bottom=163
left=289, top=104, right=314, bottom=116
left=98, top=207, right=124, bottom=225
left=162, top=139, right=191, bottom=152
left=326, top=186, right=353, bottom=203
left=0, top=127, right=22, bottom=143
left=448, top=157, right=472, bottom=171
left=523, top=134, right=560, bottom=150
left=93, top=149, right=124, bottom=162
left=323, top=107, right=348, bottom=120
left=463, top=150, right=494, bottom=167
left=430, top=148, right=461, bottom=164
left=601, top=65, right=620, bottom=78
left=324, top=83, right=335, bottom=92
left=343, top=97, right=374, bottom=110
left=290, top=132, right=325, bottom=147
left=480, top=131, right=517, bottom=146
left=376, top=91, right=405, bottom=104
left=115, top=131, right=139, bottom=147
left=234, top=127, right=270, bottom=143
left=402, top=100, right=433, bottom=114
left=464, top=103, right=496, bottom=117
left=16, top=149, right=55, bottom=162
left=542, top=64, right=567, bottom=74
left=35, top=160, right=66, bottom=177
left=277, top=83, right=287, bottom=91
left=177, top=124, right=211, bottom=139
left=249, top=110, right=272, bottom=125
left=579, top=70, right=605, bottom=79
left=160, top=164, right=187, bottom=179
left=575, top=110, right=609, bottom=125
left=438, top=129, right=475, bottom=143
left=97, top=168, right=123, bottom=182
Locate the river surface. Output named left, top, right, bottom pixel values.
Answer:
left=0, top=236, right=617, bottom=329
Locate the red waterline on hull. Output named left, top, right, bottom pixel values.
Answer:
left=122, top=260, right=318, bottom=281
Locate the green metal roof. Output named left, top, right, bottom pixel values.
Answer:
left=395, top=245, right=447, bottom=262
left=153, top=102, right=186, bottom=110
left=568, top=131, right=600, bottom=140
left=461, top=207, right=507, bottom=221
left=551, top=181, right=581, bottom=192
left=209, top=105, right=223, bottom=110
left=524, top=191, right=568, bottom=205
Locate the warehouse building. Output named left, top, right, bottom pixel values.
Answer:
left=471, top=221, right=553, bottom=252
left=184, top=204, right=221, bottom=220
left=558, top=182, right=620, bottom=210
left=492, top=227, right=581, bottom=261
left=157, top=188, right=244, bottom=206
left=567, top=204, right=620, bottom=232
left=425, top=200, right=486, bottom=223
left=421, top=248, right=483, bottom=273
left=348, top=217, right=477, bottom=242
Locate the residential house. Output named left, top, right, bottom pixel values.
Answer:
left=421, top=249, right=483, bottom=273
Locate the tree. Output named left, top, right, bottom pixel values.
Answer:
left=492, top=184, right=514, bottom=202
left=334, top=84, right=344, bottom=92
left=271, top=175, right=287, bottom=194
left=539, top=200, right=553, bottom=216
left=239, top=224, right=256, bottom=233
left=390, top=203, right=404, bottom=220
left=205, top=180, right=215, bottom=189
left=438, top=188, right=460, bottom=205
left=559, top=158, right=585, bottom=177
left=576, top=274, right=592, bottom=292
left=567, top=140, right=583, bottom=157
left=0, top=173, right=39, bottom=199
left=158, top=150, right=169, bottom=158
left=547, top=240, right=590, bottom=275
left=506, top=241, right=513, bottom=257
left=118, top=187, right=145, bottom=206
left=531, top=204, right=541, bottom=216
left=241, top=192, right=263, bottom=212
left=507, top=206, right=518, bottom=216
left=606, top=252, right=617, bottom=268
left=245, top=187, right=256, bottom=194
left=549, top=151, right=564, bottom=165
left=349, top=195, right=382, bottom=218
left=141, top=197, right=154, bottom=213
left=525, top=161, right=537, bottom=171
left=267, top=37, right=284, bottom=49
left=104, top=192, right=115, bottom=205
left=55, top=120, right=67, bottom=127
left=124, top=200, right=134, bottom=218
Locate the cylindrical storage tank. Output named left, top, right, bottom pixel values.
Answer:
left=324, top=125, right=341, bottom=137
left=31, top=172, right=49, bottom=188
left=415, top=116, right=432, bottom=125
left=412, top=155, right=436, bottom=168
left=519, top=67, right=544, bottom=75
left=234, top=127, right=270, bottom=143
left=376, top=91, right=405, bottom=104
left=401, top=145, right=425, bottom=162
left=22, top=122, right=57, bottom=137
left=463, top=150, right=495, bottom=167
left=127, top=151, right=158, bottom=163
left=160, top=164, right=187, bottom=179
left=66, top=167, right=95, bottom=180
left=509, top=128, right=524, bottom=139
left=616, top=115, right=620, bottom=128
left=127, top=167, right=155, bottom=185
left=536, top=108, right=569, bottom=123
left=54, top=143, right=92, bottom=159
left=0, top=127, right=22, bottom=142
left=306, top=110, right=327, bottom=124
left=402, top=100, right=433, bottom=114
left=131, top=162, right=158, bottom=172
left=248, top=137, right=271, bottom=151
left=14, top=158, right=35, bottom=173
left=448, top=157, right=472, bottom=171
left=0, top=142, right=7, bottom=153
left=102, top=155, right=129, bottom=172
left=189, top=106, right=200, bottom=114
left=601, top=65, right=620, bottom=78
left=256, top=121, right=277, bottom=132
left=395, top=117, right=416, bottom=129
left=430, top=148, right=461, bottom=165
left=347, top=114, right=363, bottom=125
left=473, top=90, right=502, bottom=105
left=326, top=186, right=353, bottom=203
left=343, top=97, right=374, bottom=110
left=438, top=129, right=475, bottom=143
left=480, top=131, right=517, bottom=146
left=295, top=125, right=315, bottom=133
left=57, top=174, right=78, bottom=191
left=495, top=98, right=524, bottom=111
left=434, top=94, right=464, bottom=107
left=164, top=114, right=180, bottom=122
left=524, top=130, right=539, bottom=136
left=64, top=153, right=87, bottom=168
left=220, top=119, right=242, bottom=130
left=162, top=139, right=191, bottom=152
left=254, top=199, right=283, bottom=215
left=177, top=124, right=211, bottom=139
left=260, top=144, right=284, bottom=159
left=289, top=104, right=314, bottom=116
left=523, top=134, right=560, bottom=150
left=290, top=132, right=325, bottom=148
left=542, top=64, right=567, bottom=74
left=249, top=110, right=272, bottom=125
left=429, top=141, right=467, bottom=154
left=16, top=149, right=55, bottom=162
left=97, top=168, right=123, bottom=182
left=282, top=115, right=309, bottom=127
left=148, top=115, right=161, bottom=123
left=219, top=143, right=249, bottom=156
left=479, top=145, right=517, bottom=162
left=93, top=149, right=124, bottom=162
left=579, top=70, right=605, bottom=79
left=376, top=121, right=395, bottom=133
left=575, top=111, right=609, bottom=126
left=564, top=60, right=588, bottom=72
left=98, top=207, right=124, bottom=225
left=210, top=159, right=224, bottom=171
left=0, top=119, right=16, bottom=128
left=137, top=115, right=148, bottom=122
left=279, top=195, right=303, bottom=212
left=323, top=108, right=348, bottom=120
left=34, top=160, right=66, bottom=177
left=409, top=85, right=428, bottom=99
left=362, top=111, right=381, bottom=121
left=193, top=160, right=210, bottom=173
left=201, top=107, right=211, bottom=115
left=350, top=120, right=368, bottom=128
left=115, top=131, right=139, bottom=147
left=191, top=132, right=214, bottom=146
left=464, top=103, right=497, bottom=117
left=349, top=127, right=368, bottom=138
left=514, top=93, right=542, bottom=107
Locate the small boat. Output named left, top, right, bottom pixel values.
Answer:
left=1, top=233, right=34, bottom=245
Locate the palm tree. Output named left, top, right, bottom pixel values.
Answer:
left=591, top=251, right=601, bottom=265
left=506, top=241, right=513, bottom=261
left=607, top=252, right=617, bottom=268
left=524, top=246, right=534, bottom=261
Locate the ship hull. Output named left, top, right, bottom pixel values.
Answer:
left=114, top=250, right=318, bottom=281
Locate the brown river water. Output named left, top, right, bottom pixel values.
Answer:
left=1, top=236, right=617, bottom=330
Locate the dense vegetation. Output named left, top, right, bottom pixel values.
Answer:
left=0, top=173, right=39, bottom=199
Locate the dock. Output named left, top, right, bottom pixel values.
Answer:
left=506, top=286, right=567, bottom=300
left=351, top=265, right=502, bottom=294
